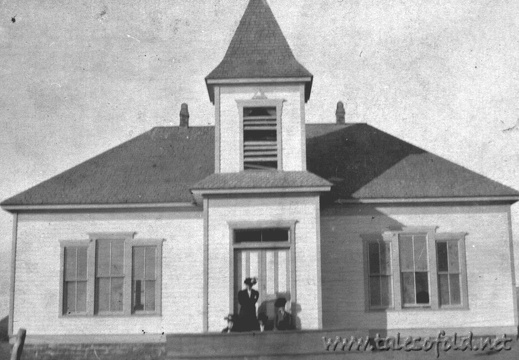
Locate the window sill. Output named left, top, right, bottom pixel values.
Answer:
left=438, top=306, right=470, bottom=311
left=366, top=308, right=394, bottom=312
left=59, top=313, right=162, bottom=318
left=366, top=307, right=470, bottom=313
left=402, top=305, right=431, bottom=309
left=59, top=313, right=89, bottom=318
left=132, top=312, right=162, bottom=317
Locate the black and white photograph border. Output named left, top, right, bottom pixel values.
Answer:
left=0, top=0, right=519, bottom=359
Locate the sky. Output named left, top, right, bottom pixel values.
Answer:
left=0, top=0, right=518, bottom=319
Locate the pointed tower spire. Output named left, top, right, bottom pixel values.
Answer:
left=206, top=0, right=313, bottom=103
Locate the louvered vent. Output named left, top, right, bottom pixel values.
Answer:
left=243, top=107, right=278, bottom=170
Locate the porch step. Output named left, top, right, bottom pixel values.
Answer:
left=166, top=330, right=519, bottom=360
left=166, top=329, right=371, bottom=359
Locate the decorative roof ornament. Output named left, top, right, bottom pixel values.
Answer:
left=179, top=103, right=190, bottom=127
left=252, top=90, right=268, bottom=100
left=336, top=101, right=346, bottom=124
left=205, top=0, right=313, bottom=103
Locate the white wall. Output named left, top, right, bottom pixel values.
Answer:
left=218, top=84, right=305, bottom=172
left=1, top=0, right=519, bottom=332
left=206, top=195, right=320, bottom=331
left=13, top=210, right=204, bottom=336
left=12, top=202, right=517, bottom=336
left=321, top=203, right=517, bottom=335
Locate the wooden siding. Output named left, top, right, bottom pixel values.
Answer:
left=13, top=201, right=515, bottom=337
left=320, top=204, right=518, bottom=334
left=206, top=195, right=320, bottom=332
left=14, top=210, right=204, bottom=335
left=219, top=84, right=304, bottom=173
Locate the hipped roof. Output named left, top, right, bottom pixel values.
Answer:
left=305, top=124, right=519, bottom=201
left=1, top=127, right=215, bottom=207
left=205, top=0, right=313, bottom=102
left=2, top=123, right=518, bottom=209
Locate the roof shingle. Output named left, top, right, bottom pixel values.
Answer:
left=306, top=123, right=519, bottom=200
left=205, top=0, right=312, bottom=102
left=1, top=127, right=215, bottom=206
left=2, top=123, right=517, bottom=208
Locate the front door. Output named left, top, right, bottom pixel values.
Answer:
left=234, top=249, right=291, bottom=322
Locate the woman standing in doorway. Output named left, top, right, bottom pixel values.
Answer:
left=237, top=277, right=259, bottom=331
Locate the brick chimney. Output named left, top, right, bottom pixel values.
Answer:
left=180, top=103, right=189, bottom=127
left=336, top=101, right=345, bottom=124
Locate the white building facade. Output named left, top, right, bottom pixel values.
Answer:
left=2, top=0, right=518, bottom=343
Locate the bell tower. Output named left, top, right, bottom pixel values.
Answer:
left=205, top=0, right=313, bottom=173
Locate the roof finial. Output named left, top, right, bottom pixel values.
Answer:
left=336, top=101, right=345, bottom=124
left=180, top=103, right=189, bottom=128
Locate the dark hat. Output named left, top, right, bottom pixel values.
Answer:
left=274, top=298, right=287, bottom=308
left=224, top=314, right=235, bottom=321
left=244, top=277, right=257, bottom=286
left=258, top=313, right=268, bottom=323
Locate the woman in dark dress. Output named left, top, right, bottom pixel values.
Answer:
left=237, top=277, right=259, bottom=331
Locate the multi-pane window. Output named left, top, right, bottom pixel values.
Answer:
left=367, top=242, right=392, bottom=308
left=399, top=234, right=429, bottom=306
left=365, top=230, right=467, bottom=311
left=132, top=246, right=157, bottom=312
left=60, top=235, right=162, bottom=317
left=437, top=240, right=461, bottom=306
left=63, top=246, right=88, bottom=314
left=96, top=239, right=125, bottom=313
left=243, top=106, right=279, bottom=170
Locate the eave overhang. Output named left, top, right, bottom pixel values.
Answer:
left=0, top=202, right=201, bottom=213
left=335, top=196, right=519, bottom=205
left=205, top=76, right=313, bottom=104
left=192, top=186, right=331, bottom=196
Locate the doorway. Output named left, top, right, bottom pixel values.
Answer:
left=234, top=248, right=291, bottom=321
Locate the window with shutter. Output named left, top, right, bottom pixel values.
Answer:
left=243, top=106, right=278, bottom=170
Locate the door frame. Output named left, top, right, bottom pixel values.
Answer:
left=228, top=220, right=297, bottom=316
